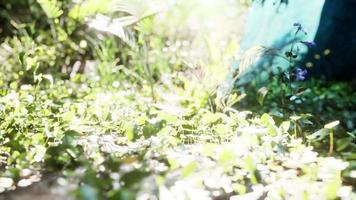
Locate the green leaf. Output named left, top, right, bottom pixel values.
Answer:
left=142, top=118, right=165, bottom=138
left=244, top=156, right=258, bottom=185
left=346, top=131, right=356, bottom=139
left=324, top=180, right=341, bottom=200
left=62, top=130, right=80, bottom=147
left=324, top=121, right=340, bottom=129
left=218, top=149, right=235, bottom=164
left=214, top=124, right=231, bottom=135
left=201, top=112, right=222, bottom=125
left=307, top=128, right=329, bottom=141
left=290, top=115, right=302, bottom=121
left=124, top=123, right=135, bottom=141
left=121, top=170, right=149, bottom=187
left=37, top=0, right=63, bottom=19
left=336, top=137, right=353, bottom=152
left=279, top=121, right=290, bottom=133
left=62, top=111, right=75, bottom=122
left=33, top=145, right=46, bottom=162
left=43, top=74, right=54, bottom=87
left=181, top=161, right=197, bottom=178
left=261, top=113, right=275, bottom=126
left=168, top=158, right=179, bottom=170
left=257, top=87, right=268, bottom=105
left=225, top=93, right=246, bottom=108
left=232, top=183, right=246, bottom=195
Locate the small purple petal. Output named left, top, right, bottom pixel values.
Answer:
left=300, top=41, right=316, bottom=48
left=295, top=68, right=308, bottom=81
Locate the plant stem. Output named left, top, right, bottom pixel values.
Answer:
left=328, top=129, right=334, bottom=156
left=143, top=39, right=156, bottom=102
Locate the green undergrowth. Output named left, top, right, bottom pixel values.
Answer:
left=0, top=1, right=355, bottom=199
left=0, top=78, right=355, bottom=199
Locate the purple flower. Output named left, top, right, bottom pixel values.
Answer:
left=293, top=22, right=307, bottom=35
left=293, top=22, right=302, bottom=27
left=300, top=41, right=316, bottom=48
left=295, top=68, right=308, bottom=81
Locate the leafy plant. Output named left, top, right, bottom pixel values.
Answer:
left=37, top=0, right=63, bottom=19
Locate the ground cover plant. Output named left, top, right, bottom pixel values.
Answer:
left=0, top=0, right=355, bottom=199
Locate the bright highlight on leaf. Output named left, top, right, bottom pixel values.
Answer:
left=324, top=120, right=340, bottom=129
left=37, top=0, right=63, bottom=18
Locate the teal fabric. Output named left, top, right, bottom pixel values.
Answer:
left=241, top=0, right=324, bottom=51
left=235, top=0, right=325, bottom=85
left=234, top=0, right=356, bottom=83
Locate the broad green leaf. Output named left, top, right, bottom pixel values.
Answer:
left=182, top=161, right=197, bottom=178
left=261, top=113, right=275, bottom=126
left=324, top=180, right=341, bottom=200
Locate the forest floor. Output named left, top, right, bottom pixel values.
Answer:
left=0, top=1, right=355, bottom=199
left=0, top=81, right=354, bottom=199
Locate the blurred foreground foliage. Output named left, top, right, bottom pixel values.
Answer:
left=1, top=80, right=354, bottom=199
left=0, top=0, right=355, bottom=199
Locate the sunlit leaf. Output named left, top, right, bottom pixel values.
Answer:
left=307, top=128, right=329, bottom=141
left=181, top=161, right=197, bottom=178
left=324, top=121, right=340, bottom=129
left=257, top=87, right=268, bottom=105
left=124, top=122, right=135, bottom=141
left=279, top=121, right=290, bottom=133
left=37, top=0, right=63, bottom=19
left=201, top=112, right=222, bottom=125
left=33, top=145, right=46, bottom=162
